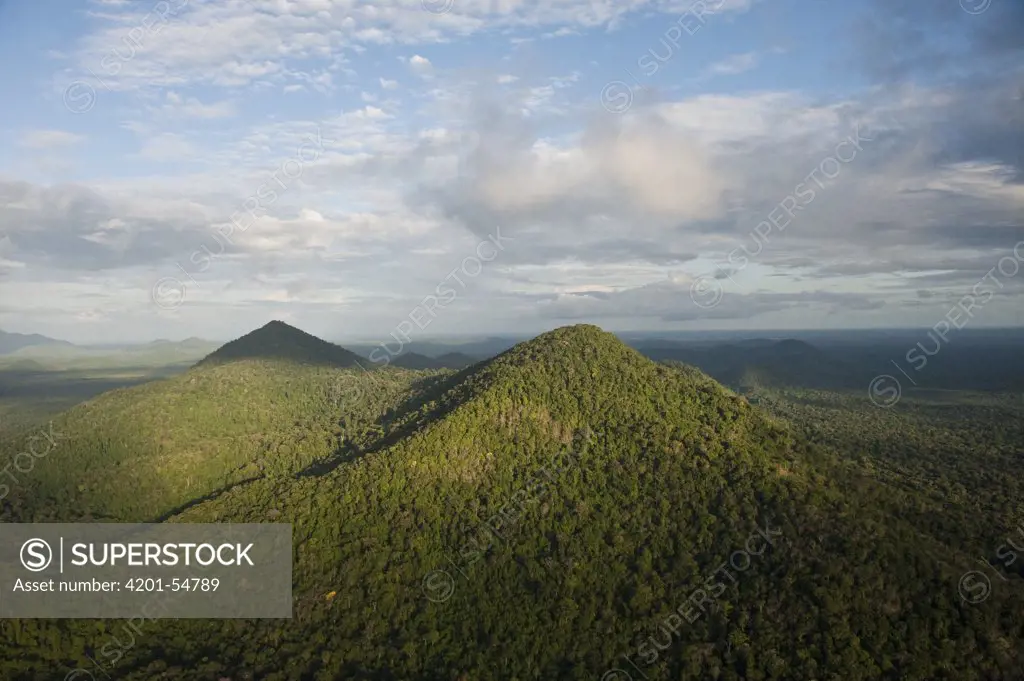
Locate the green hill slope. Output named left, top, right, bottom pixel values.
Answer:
left=0, top=323, right=424, bottom=522
left=4, top=325, right=1020, bottom=680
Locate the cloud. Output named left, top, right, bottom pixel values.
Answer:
left=163, top=92, right=236, bottom=119
left=856, top=0, right=1024, bottom=84
left=420, top=93, right=725, bottom=253
left=0, top=179, right=212, bottom=272
left=3, top=0, right=1022, bottom=341
left=19, top=130, right=84, bottom=149
left=526, top=276, right=889, bottom=324
left=418, top=74, right=1023, bottom=293
left=58, top=0, right=764, bottom=95
left=705, top=51, right=760, bottom=77
left=408, top=54, right=433, bottom=76
left=9, top=72, right=1024, bottom=339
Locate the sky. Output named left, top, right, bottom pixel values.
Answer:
left=0, top=0, right=1022, bottom=343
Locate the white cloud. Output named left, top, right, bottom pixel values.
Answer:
left=59, top=0, right=763, bottom=94
left=471, top=115, right=724, bottom=221
left=19, top=130, right=84, bottom=149
left=163, top=93, right=236, bottom=119
left=408, top=55, right=433, bottom=76
left=355, top=106, right=392, bottom=120
left=707, top=51, right=760, bottom=76
left=2, top=0, right=1019, bottom=341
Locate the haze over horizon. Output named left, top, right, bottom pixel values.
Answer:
left=1, top=0, right=1023, bottom=344
left=9, top=321, right=1024, bottom=349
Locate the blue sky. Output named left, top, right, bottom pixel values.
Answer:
left=0, top=0, right=1022, bottom=343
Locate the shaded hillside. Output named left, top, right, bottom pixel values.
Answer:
left=197, top=320, right=364, bottom=369
left=6, top=325, right=1021, bottom=680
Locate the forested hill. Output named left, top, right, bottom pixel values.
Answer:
left=3, top=324, right=1020, bottom=680
left=0, top=321, right=420, bottom=522
left=196, top=319, right=365, bottom=368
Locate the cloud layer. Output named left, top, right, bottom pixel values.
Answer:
left=0, top=0, right=1022, bottom=341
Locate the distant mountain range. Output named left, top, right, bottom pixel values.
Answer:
left=6, top=322, right=1023, bottom=391
left=344, top=337, right=521, bottom=361
left=633, top=338, right=843, bottom=389
left=0, top=329, right=72, bottom=354
left=0, top=329, right=225, bottom=356
left=389, top=351, right=479, bottom=370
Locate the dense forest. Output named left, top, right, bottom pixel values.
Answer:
left=0, top=323, right=1021, bottom=680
